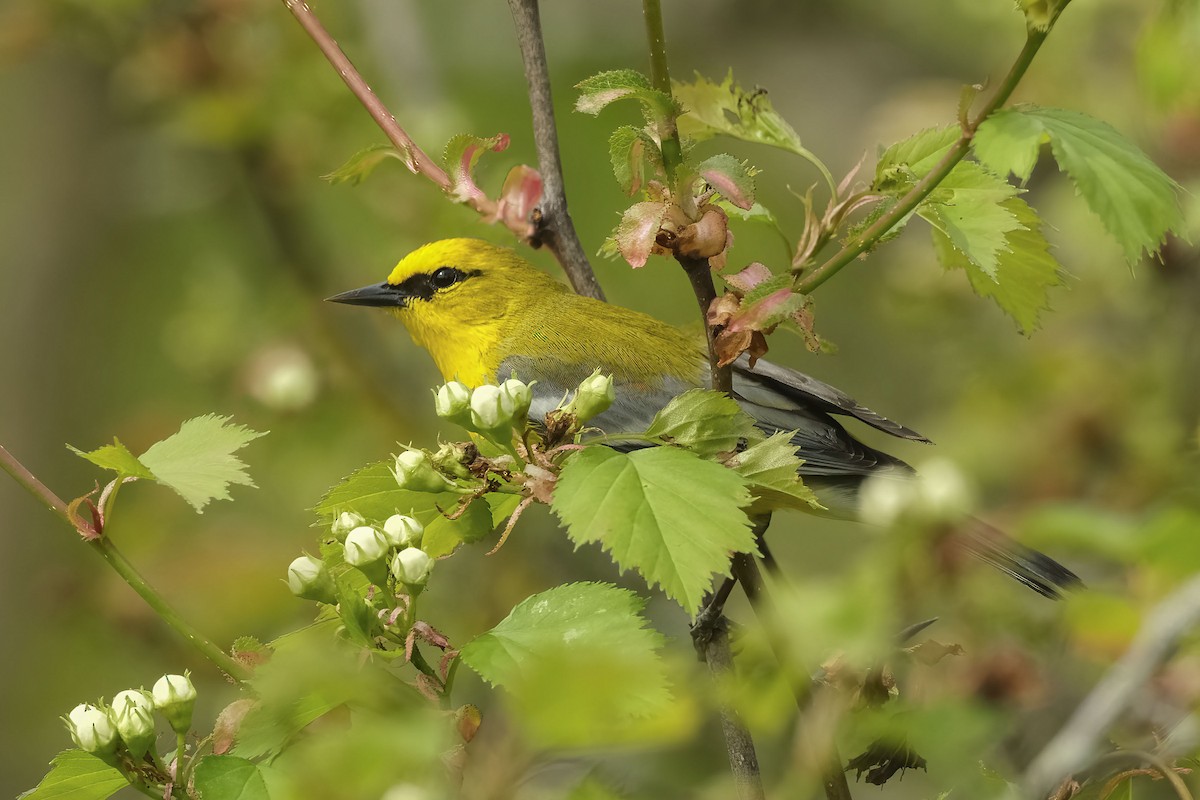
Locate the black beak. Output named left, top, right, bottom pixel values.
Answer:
left=326, top=282, right=409, bottom=308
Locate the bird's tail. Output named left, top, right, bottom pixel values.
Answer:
left=957, top=519, right=1082, bottom=599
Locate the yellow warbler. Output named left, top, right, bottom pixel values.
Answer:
left=330, top=238, right=1078, bottom=597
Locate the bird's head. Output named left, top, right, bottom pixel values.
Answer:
left=328, top=238, right=567, bottom=382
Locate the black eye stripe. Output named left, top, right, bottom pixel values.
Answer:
left=394, top=267, right=480, bottom=303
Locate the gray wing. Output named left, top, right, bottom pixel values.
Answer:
left=731, top=354, right=931, bottom=443
left=501, top=352, right=924, bottom=484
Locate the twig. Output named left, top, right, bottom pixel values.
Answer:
left=1094, top=751, right=1194, bottom=800
left=505, top=0, right=606, bottom=301
left=796, top=24, right=1055, bottom=294
left=701, top=617, right=767, bottom=800
left=0, top=443, right=251, bottom=682
left=281, top=0, right=448, bottom=189
left=641, top=0, right=684, bottom=182
left=679, top=254, right=734, bottom=393
left=732, top=552, right=854, bottom=800
left=1020, top=575, right=1200, bottom=797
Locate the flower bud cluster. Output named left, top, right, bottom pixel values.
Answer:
left=289, top=513, right=434, bottom=597
left=62, top=672, right=198, bottom=761
left=433, top=378, right=534, bottom=444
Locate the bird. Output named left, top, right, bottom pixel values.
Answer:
left=328, top=238, right=1080, bottom=598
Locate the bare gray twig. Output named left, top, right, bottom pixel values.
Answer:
left=1021, top=575, right=1200, bottom=797
left=702, top=617, right=767, bottom=800
left=505, top=0, right=605, bottom=301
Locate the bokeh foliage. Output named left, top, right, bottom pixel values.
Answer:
left=2, top=0, right=1199, bottom=797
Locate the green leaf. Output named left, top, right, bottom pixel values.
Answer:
left=970, top=112, right=1045, bottom=184
left=728, top=432, right=822, bottom=511
left=460, top=582, right=663, bottom=688
left=608, top=126, right=642, bottom=195
left=876, top=127, right=1021, bottom=278
left=863, top=127, right=959, bottom=245
left=313, top=462, right=462, bottom=524
left=644, top=389, right=760, bottom=457
left=917, top=161, right=1021, bottom=278
left=236, top=627, right=424, bottom=761
left=459, top=583, right=678, bottom=746
left=608, top=125, right=663, bottom=195
left=575, top=70, right=677, bottom=122
left=18, top=750, right=126, bottom=800
left=66, top=438, right=154, bottom=479
left=675, top=71, right=814, bottom=161
left=322, top=143, right=413, bottom=186
left=552, top=447, right=755, bottom=611
left=875, top=126, right=959, bottom=183
left=933, top=195, right=1064, bottom=333
left=193, top=755, right=269, bottom=800
left=442, top=132, right=510, bottom=204
left=696, top=153, right=756, bottom=210
left=138, top=415, right=266, bottom=513
left=317, top=538, right=375, bottom=646
left=973, top=106, right=1185, bottom=263
left=422, top=498, right=495, bottom=558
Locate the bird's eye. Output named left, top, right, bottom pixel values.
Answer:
left=430, top=267, right=460, bottom=289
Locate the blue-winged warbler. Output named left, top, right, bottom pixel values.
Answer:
left=330, top=238, right=1078, bottom=597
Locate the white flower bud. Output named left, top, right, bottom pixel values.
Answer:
left=65, top=703, right=118, bottom=755
left=499, top=378, right=533, bottom=423
left=468, top=384, right=509, bottom=432
left=287, top=555, right=336, bottom=604
left=391, top=547, right=434, bottom=587
left=343, top=526, right=389, bottom=568
left=434, top=381, right=472, bottom=423
left=566, top=370, right=615, bottom=423
left=331, top=511, right=366, bottom=537
left=151, top=673, right=196, bottom=735
left=110, top=689, right=156, bottom=757
left=382, top=514, right=424, bottom=549
left=392, top=449, right=453, bottom=493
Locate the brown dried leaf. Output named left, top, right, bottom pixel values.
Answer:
left=212, top=698, right=257, bottom=755
left=713, top=328, right=753, bottom=368
left=415, top=673, right=443, bottom=702
left=522, top=464, right=557, bottom=504
left=676, top=205, right=730, bottom=259
left=707, top=292, right=741, bottom=327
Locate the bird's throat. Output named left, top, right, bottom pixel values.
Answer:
left=402, top=311, right=501, bottom=387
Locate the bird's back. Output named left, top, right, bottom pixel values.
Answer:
left=492, top=290, right=706, bottom=431
left=485, top=291, right=920, bottom=509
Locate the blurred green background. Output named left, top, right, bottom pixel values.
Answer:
left=2, top=0, right=1198, bottom=797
